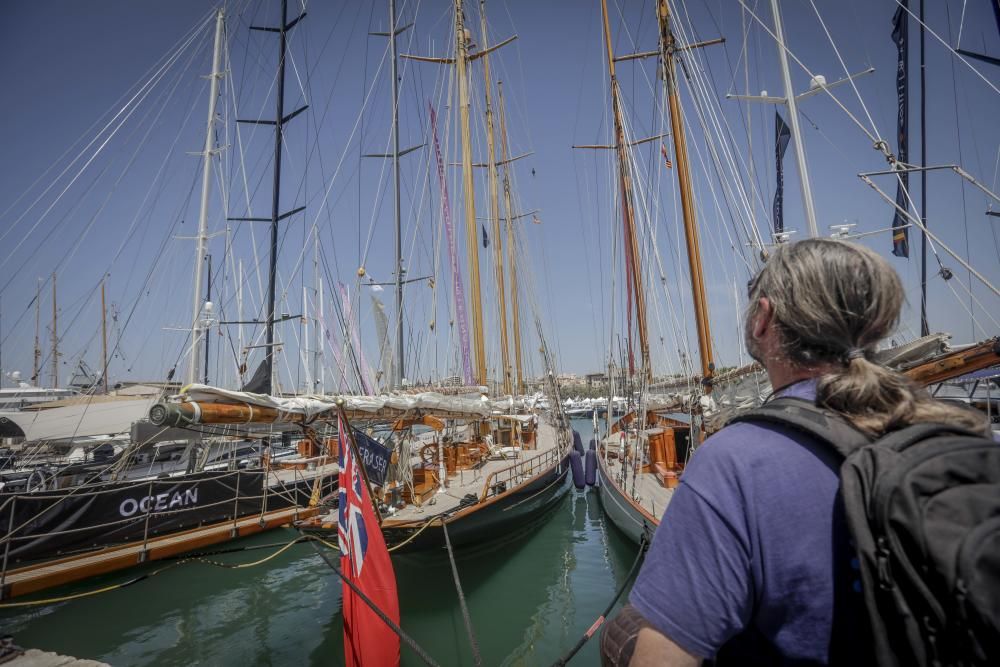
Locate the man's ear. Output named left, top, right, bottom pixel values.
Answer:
left=751, top=297, right=772, bottom=340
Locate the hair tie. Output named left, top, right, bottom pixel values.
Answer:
left=845, top=348, right=866, bottom=362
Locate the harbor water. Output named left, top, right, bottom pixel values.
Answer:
left=1, top=419, right=642, bottom=666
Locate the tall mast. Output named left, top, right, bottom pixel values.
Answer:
left=264, top=0, right=289, bottom=395
left=769, top=0, right=818, bottom=238
left=101, top=278, right=109, bottom=393
left=455, top=0, right=488, bottom=386
left=656, top=0, right=715, bottom=388
left=600, top=0, right=652, bottom=380
left=313, top=228, right=323, bottom=392
left=234, top=0, right=308, bottom=395
left=188, top=8, right=225, bottom=385
left=496, top=81, right=524, bottom=395
left=919, top=0, right=929, bottom=336
left=51, top=273, right=58, bottom=389
left=367, top=0, right=418, bottom=389
left=389, top=0, right=405, bottom=388
left=237, top=260, right=244, bottom=383
left=32, top=279, right=41, bottom=384
left=479, top=0, right=512, bottom=395
left=204, top=254, right=212, bottom=384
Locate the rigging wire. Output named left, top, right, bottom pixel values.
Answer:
left=0, top=8, right=216, bottom=248
left=0, top=17, right=214, bottom=278
left=891, top=0, right=1000, bottom=97
left=806, top=0, right=883, bottom=142
left=734, top=0, right=888, bottom=150
left=944, top=2, right=977, bottom=340
left=1, top=20, right=212, bottom=379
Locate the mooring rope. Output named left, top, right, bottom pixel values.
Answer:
left=0, top=560, right=187, bottom=608
left=3, top=532, right=438, bottom=667
left=385, top=513, right=441, bottom=553
left=550, top=529, right=650, bottom=667
left=441, top=518, right=483, bottom=667
left=0, top=536, right=319, bottom=608
left=307, top=535, right=442, bottom=667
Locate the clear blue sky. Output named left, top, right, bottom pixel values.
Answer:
left=1, top=0, right=998, bottom=391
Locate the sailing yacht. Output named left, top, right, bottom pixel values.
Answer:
left=0, top=6, right=337, bottom=580
left=590, top=0, right=1000, bottom=545
left=150, top=0, right=573, bottom=554
left=0, top=375, right=78, bottom=441
left=374, top=0, right=573, bottom=550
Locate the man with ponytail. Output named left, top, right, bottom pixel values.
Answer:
left=601, top=238, right=995, bottom=666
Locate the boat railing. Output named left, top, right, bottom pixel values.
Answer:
left=478, top=446, right=562, bottom=502
left=0, top=465, right=331, bottom=585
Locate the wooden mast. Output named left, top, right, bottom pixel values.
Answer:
left=455, top=0, right=488, bottom=386
left=478, top=0, right=512, bottom=395
left=656, top=0, right=715, bottom=390
left=496, top=81, right=524, bottom=395
left=401, top=1, right=513, bottom=389
left=600, top=0, right=652, bottom=381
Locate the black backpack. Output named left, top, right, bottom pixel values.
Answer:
left=731, top=396, right=1000, bottom=667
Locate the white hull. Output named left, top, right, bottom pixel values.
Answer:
left=596, top=456, right=659, bottom=545
left=2, top=396, right=158, bottom=443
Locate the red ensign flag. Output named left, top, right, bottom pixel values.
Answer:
left=338, top=414, right=400, bottom=666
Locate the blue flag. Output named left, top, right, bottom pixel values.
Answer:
left=773, top=112, right=791, bottom=235
left=352, top=429, right=392, bottom=488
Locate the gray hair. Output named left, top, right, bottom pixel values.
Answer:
left=747, top=238, right=985, bottom=436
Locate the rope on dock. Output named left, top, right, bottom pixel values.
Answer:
left=441, top=518, right=483, bottom=667
left=549, top=530, right=650, bottom=667
left=306, top=535, right=442, bottom=667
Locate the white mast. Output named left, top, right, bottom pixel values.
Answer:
left=301, top=284, right=310, bottom=391
left=770, top=0, right=818, bottom=237
left=188, top=9, right=226, bottom=385
left=313, top=228, right=323, bottom=393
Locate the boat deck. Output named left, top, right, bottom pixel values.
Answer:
left=0, top=505, right=319, bottom=601
left=301, top=418, right=563, bottom=531
left=602, top=456, right=675, bottom=521
left=270, top=461, right=340, bottom=484
left=389, top=418, right=562, bottom=523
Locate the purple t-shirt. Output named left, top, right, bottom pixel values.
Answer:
left=630, top=380, right=867, bottom=664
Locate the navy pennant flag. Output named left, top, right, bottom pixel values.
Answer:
left=891, top=1, right=911, bottom=258
left=773, top=111, right=791, bottom=235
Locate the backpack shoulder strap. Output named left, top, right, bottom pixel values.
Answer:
left=869, top=421, right=983, bottom=451
left=728, top=396, right=872, bottom=460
